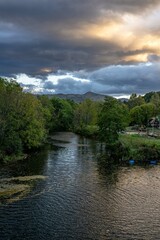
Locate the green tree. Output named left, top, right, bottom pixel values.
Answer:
left=98, top=97, right=129, bottom=144
left=130, top=103, right=155, bottom=127
left=141, top=103, right=155, bottom=126
left=19, top=93, right=46, bottom=149
left=51, top=97, right=75, bottom=131
left=150, top=92, right=160, bottom=115
left=74, top=99, right=102, bottom=136
left=74, top=99, right=101, bottom=127
left=0, top=78, right=46, bottom=160
left=127, top=93, right=145, bottom=109
left=130, top=106, right=144, bottom=126
left=143, top=91, right=156, bottom=103
left=0, top=78, right=23, bottom=155
left=38, top=95, right=55, bottom=131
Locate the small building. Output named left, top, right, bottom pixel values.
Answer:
left=148, top=117, right=160, bottom=128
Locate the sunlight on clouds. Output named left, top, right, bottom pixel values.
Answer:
left=94, top=23, right=135, bottom=48
left=124, top=53, right=149, bottom=62
left=131, top=34, right=160, bottom=52
left=69, top=21, right=135, bottom=48
left=3, top=0, right=160, bottom=97
left=15, top=72, right=90, bottom=94
left=114, top=8, right=160, bottom=53
left=40, top=68, right=53, bottom=73
left=16, top=74, right=42, bottom=86
left=42, top=3, right=160, bottom=66
left=66, top=5, right=160, bottom=62
left=31, top=88, right=55, bottom=94
left=14, top=60, right=160, bottom=96
left=90, top=22, right=123, bottom=39
left=47, top=73, right=90, bottom=85
left=93, top=10, right=160, bottom=52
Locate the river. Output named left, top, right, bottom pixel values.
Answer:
left=1, top=132, right=160, bottom=239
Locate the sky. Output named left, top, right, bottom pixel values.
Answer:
left=1, top=0, right=160, bottom=97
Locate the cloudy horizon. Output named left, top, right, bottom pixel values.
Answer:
left=1, top=0, right=160, bottom=97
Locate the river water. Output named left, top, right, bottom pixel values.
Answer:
left=1, top=132, right=160, bottom=239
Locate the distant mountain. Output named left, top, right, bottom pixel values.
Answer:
left=47, top=91, right=108, bottom=102
left=43, top=92, right=129, bottom=103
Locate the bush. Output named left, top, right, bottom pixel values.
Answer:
left=136, top=145, right=160, bottom=161
left=105, top=141, right=130, bottom=162
left=120, top=134, right=160, bottom=161
left=75, top=125, right=99, bottom=138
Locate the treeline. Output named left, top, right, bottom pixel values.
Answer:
left=0, top=78, right=101, bottom=162
left=0, top=77, right=160, bottom=163
left=97, top=92, right=160, bottom=163
left=0, top=78, right=46, bottom=162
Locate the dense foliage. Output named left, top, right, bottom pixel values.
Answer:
left=0, top=78, right=77, bottom=162
left=1, top=76, right=160, bottom=163
left=0, top=78, right=46, bottom=161
left=74, top=99, right=101, bottom=137
left=98, top=97, right=129, bottom=144
left=130, top=103, right=155, bottom=126
left=50, top=98, right=75, bottom=131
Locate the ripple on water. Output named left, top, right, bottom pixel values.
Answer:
left=1, top=132, right=160, bottom=239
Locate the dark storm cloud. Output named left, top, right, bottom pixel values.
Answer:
left=0, top=0, right=159, bottom=23
left=0, top=36, right=130, bottom=75
left=75, top=62, right=160, bottom=95
left=147, top=54, right=160, bottom=62
left=43, top=78, right=91, bottom=94
left=87, top=62, right=160, bottom=95
left=0, top=0, right=160, bottom=76
left=16, top=60, right=160, bottom=97
left=0, top=1, right=159, bottom=41
left=1, top=0, right=160, bottom=96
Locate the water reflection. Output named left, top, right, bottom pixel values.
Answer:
left=97, top=157, right=120, bottom=185
left=0, top=145, right=49, bottom=179
left=1, top=132, right=160, bottom=239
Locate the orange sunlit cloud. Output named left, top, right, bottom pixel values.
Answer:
left=1, top=0, right=160, bottom=96
left=40, top=68, right=54, bottom=73
left=60, top=5, right=160, bottom=63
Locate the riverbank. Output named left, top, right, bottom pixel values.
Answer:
left=2, top=132, right=160, bottom=240
left=0, top=153, right=28, bottom=164
left=120, top=134, right=160, bottom=161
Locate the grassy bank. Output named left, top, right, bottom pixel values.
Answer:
left=120, top=134, right=160, bottom=161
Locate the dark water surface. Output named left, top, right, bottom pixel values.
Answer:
left=1, top=132, right=160, bottom=239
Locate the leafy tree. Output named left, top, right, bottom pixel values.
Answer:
left=127, top=93, right=145, bottom=109
left=0, top=78, right=46, bottom=160
left=130, top=106, right=144, bottom=126
left=19, top=93, right=46, bottom=149
left=150, top=93, right=160, bottom=115
left=130, top=103, right=155, bottom=127
left=143, top=91, right=156, bottom=103
left=0, top=78, right=23, bottom=155
left=51, top=97, right=75, bottom=131
left=98, top=97, right=129, bottom=144
left=38, top=95, right=55, bottom=131
left=140, top=103, right=155, bottom=126
left=73, top=99, right=102, bottom=137
left=74, top=99, right=101, bottom=127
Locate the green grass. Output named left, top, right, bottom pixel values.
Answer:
left=120, top=134, right=160, bottom=148
left=119, top=134, right=160, bottom=161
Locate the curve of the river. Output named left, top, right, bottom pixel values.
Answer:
left=1, top=132, right=160, bottom=239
